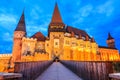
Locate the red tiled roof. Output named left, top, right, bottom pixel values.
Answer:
left=66, top=26, right=90, bottom=38
left=31, top=32, right=46, bottom=41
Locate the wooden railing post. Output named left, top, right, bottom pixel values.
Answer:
left=61, top=60, right=113, bottom=80
left=14, top=60, right=52, bottom=80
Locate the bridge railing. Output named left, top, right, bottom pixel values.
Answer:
left=61, top=60, right=113, bottom=80
left=14, top=60, right=52, bottom=80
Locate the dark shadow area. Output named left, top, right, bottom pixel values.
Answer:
left=53, top=57, right=60, bottom=62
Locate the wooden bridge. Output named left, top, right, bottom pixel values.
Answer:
left=0, top=60, right=120, bottom=80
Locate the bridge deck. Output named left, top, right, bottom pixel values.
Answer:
left=36, top=62, right=82, bottom=80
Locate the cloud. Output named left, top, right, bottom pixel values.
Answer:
left=0, top=12, right=18, bottom=31
left=72, top=0, right=115, bottom=24
left=0, top=14, right=17, bottom=23
left=27, top=25, right=47, bottom=37
left=26, top=13, right=51, bottom=36
left=79, top=4, right=93, bottom=17
left=96, top=0, right=114, bottom=16
left=71, top=4, right=93, bottom=27
left=26, top=20, right=49, bottom=37
left=30, top=5, right=43, bottom=20
left=2, top=32, right=12, bottom=41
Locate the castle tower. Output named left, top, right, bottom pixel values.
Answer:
left=12, top=11, right=26, bottom=62
left=106, top=33, right=115, bottom=48
left=48, top=3, right=65, bottom=60
left=48, top=3, right=65, bottom=35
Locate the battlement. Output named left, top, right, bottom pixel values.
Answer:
left=0, top=54, right=12, bottom=57
left=22, top=37, right=37, bottom=42
left=64, top=32, right=92, bottom=42
left=64, top=32, right=98, bottom=48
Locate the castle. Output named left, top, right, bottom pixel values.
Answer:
left=12, top=3, right=120, bottom=62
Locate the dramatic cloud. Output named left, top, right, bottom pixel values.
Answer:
left=96, top=0, right=114, bottom=16
left=0, top=14, right=17, bottom=26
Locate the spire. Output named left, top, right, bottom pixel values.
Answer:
left=85, top=35, right=89, bottom=41
left=48, top=2, right=65, bottom=34
left=71, top=31, right=75, bottom=37
left=51, top=3, right=63, bottom=23
left=15, top=11, right=26, bottom=32
left=78, top=34, right=82, bottom=39
left=106, top=33, right=115, bottom=48
left=91, top=37, right=95, bottom=42
left=107, top=32, right=114, bottom=40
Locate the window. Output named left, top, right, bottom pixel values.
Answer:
left=54, top=39, right=59, bottom=48
left=59, top=35, right=61, bottom=37
left=55, top=42, right=58, bottom=45
left=80, top=44, right=82, bottom=46
left=65, top=40, right=69, bottom=45
left=65, top=40, right=67, bottom=44
left=76, top=43, right=78, bottom=46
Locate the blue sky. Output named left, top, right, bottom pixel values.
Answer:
left=0, top=0, right=120, bottom=53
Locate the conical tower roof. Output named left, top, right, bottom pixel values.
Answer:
left=51, top=3, right=63, bottom=23
left=15, top=11, right=26, bottom=32
left=49, top=3, right=65, bottom=26
left=107, top=33, right=114, bottom=40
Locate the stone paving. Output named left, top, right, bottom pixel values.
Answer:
left=36, top=62, right=82, bottom=80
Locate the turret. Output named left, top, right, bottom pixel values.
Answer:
left=91, top=37, right=95, bottom=43
left=106, top=33, right=115, bottom=48
left=71, top=31, right=75, bottom=37
left=78, top=34, right=82, bottom=39
left=12, top=11, right=26, bottom=62
left=85, top=35, right=89, bottom=41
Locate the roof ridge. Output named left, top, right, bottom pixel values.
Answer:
left=66, top=26, right=90, bottom=38
left=31, top=32, right=46, bottom=41
left=67, top=26, right=86, bottom=32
